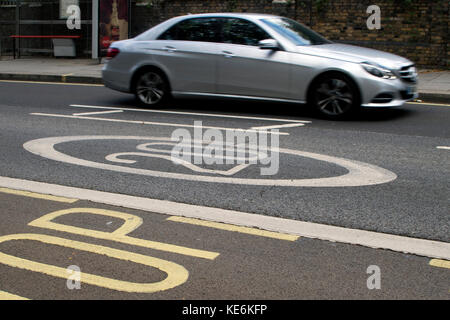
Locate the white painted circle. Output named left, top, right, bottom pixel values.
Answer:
left=23, top=136, right=397, bottom=187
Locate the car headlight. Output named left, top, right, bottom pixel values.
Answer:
left=361, top=62, right=397, bottom=80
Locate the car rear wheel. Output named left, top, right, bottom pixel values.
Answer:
left=310, top=74, right=359, bottom=119
left=134, top=70, right=169, bottom=107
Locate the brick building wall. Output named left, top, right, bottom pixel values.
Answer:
left=131, top=0, right=449, bottom=68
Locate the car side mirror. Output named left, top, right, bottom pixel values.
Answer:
left=258, top=39, right=280, bottom=50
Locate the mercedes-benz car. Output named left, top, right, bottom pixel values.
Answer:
left=102, top=13, right=418, bottom=118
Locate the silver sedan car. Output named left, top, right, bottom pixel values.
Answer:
left=102, top=13, right=418, bottom=118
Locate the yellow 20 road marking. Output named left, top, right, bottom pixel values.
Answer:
left=0, top=187, right=78, bottom=203
left=0, top=208, right=219, bottom=294
left=429, top=259, right=450, bottom=269
left=0, top=233, right=189, bottom=293
left=29, top=208, right=219, bottom=260
left=167, top=216, right=300, bottom=241
left=0, top=290, right=29, bottom=300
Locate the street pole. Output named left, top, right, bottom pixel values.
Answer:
left=92, top=0, right=99, bottom=60
left=15, top=0, right=21, bottom=58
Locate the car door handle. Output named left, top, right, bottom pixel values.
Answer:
left=222, top=51, right=234, bottom=58
left=163, top=46, right=177, bottom=53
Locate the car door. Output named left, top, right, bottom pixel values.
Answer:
left=147, top=17, right=222, bottom=94
left=217, top=18, right=291, bottom=99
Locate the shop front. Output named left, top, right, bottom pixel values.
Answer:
left=0, top=0, right=131, bottom=59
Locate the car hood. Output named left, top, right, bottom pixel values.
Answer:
left=297, top=43, right=413, bottom=70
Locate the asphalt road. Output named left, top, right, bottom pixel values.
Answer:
left=0, top=81, right=448, bottom=240
left=0, top=192, right=448, bottom=300
left=0, top=80, right=448, bottom=300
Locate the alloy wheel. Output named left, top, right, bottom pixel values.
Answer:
left=314, top=78, right=355, bottom=117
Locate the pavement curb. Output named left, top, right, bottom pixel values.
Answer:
left=1, top=176, right=450, bottom=260
left=0, top=73, right=103, bottom=84
left=417, top=92, right=450, bottom=104
left=0, top=73, right=448, bottom=104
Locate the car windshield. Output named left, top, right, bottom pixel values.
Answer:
left=261, top=17, right=331, bottom=46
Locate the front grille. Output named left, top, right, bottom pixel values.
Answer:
left=400, top=90, right=415, bottom=100
left=397, top=65, right=417, bottom=83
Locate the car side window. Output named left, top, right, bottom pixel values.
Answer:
left=158, top=18, right=221, bottom=43
left=221, top=18, right=272, bottom=46
left=158, top=24, right=178, bottom=40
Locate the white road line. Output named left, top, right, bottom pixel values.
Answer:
left=30, top=113, right=289, bottom=135
left=73, top=110, right=124, bottom=116
left=436, top=146, right=450, bottom=150
left=251, top=123, right=305, bottom=130
left=0, top=176, right=448, bottom=260
left=70, top=104, right=312, bottom=124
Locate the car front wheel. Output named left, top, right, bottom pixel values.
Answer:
left=310, top=74, right=359, bottom=119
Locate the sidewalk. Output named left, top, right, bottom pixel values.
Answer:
left=415, top=70, right=450, bottom=103
left=0, top=57, right=449, bottom=103
left=0, top=57, right=103, bottom=84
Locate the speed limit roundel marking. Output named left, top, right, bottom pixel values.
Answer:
left=23, top=136, right=397, bottom=187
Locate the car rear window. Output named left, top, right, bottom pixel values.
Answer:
left=158, top=18, right=221, bottom=43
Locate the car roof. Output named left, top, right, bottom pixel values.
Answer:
left=176, top=12, right=280, bottom=20
left=134, top=12, right=287, bottom=42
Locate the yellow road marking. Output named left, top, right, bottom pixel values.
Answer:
left=29, top=208, right=219, bottom=260
left=61, top=73, right=74, bottom=83
left=0, top=80, right=103, bottom=87
left=167, top=216, right=300, bottom=241
left=0, top=233, right=189, bottom=293
left=0, top=290, right=29, bottom=300
left=407, top=102, right=450, bottom=107
left=429, top=259, right=450, bottom=269
left=0, top=187, right=78, bottom=203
